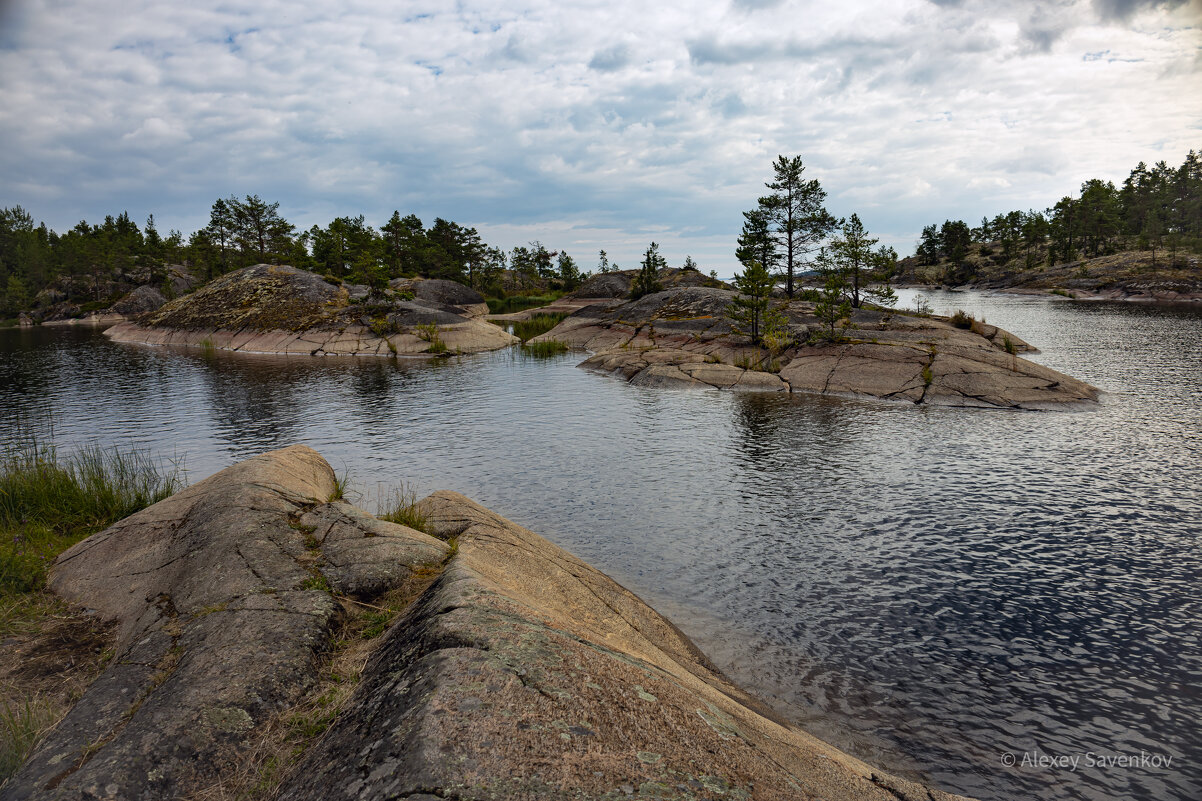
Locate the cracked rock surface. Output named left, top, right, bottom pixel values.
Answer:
left=538, top=287, right=1099, bottom=409
left=277, top=490, right=970, bottom=801
left=2, top=445, right=447, bottom=801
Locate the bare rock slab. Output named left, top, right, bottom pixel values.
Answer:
left=277, top=491, right=970, bottom=801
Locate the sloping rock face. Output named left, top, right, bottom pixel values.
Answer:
left=3, top=446, right=449, bottom=801
left=105, top=264, right=517, bottom=356
left=568, top=268, right=729, bottom=299
left=110, top=285, right=167, bottom=316
left=278, top=490, right=969, bottom=801
left=143, top=264, right=344, bottom=332
left=538, top=288, right=1099, bottom=409
left=7, top=448, right=970, bottom=801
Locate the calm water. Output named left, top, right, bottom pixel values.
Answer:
left=2, top=291, right=1200, bottom=801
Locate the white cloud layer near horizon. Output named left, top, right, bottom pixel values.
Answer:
left=0, top=0, right=1199, bottom=269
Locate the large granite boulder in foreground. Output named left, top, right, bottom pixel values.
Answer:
left=6, top=447, right=969, bottom=801
left=538, top=287, right=1099, bottom=409
left=105, top=264, right=516, bottom=356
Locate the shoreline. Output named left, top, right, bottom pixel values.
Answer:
left=4, top=446, right=972, bottom=801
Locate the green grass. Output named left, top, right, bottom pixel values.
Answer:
left=1, top=696, right=59, bottom=782
left=511, top=313, right=567, bottom=343
left=485, top=294, right=561, bottom=315
left=0, top=439, right=182, bottom=607
left=523, top=339, right=569, bottom=357
left=377, top=484, right=428, bottom=533
left=949, top=309, right=974, bottom=329
left=328, top=470, right=350, bottom=502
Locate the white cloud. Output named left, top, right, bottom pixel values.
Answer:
left=0, top=0, right=1198, bottom=267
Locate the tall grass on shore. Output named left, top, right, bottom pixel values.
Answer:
left=486, top=294, right=560, bottom=315
left=0, top=696, right=58, bottom=782
left=511, top=313, right=567, bottom=343
left=523, top=340, right=569, bottom=357
left=0, top=440, right=182, bottom=609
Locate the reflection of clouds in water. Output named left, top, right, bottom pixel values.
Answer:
left=3, top=294, right=1202, bottom=801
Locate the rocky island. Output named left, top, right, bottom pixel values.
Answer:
left=93, top=261, right=1098, bottom=409
left=536, top=287, right=1100, bottom=410
left=104, top=264, right=517, bottom=356
left=2, top=446, right=970, bottom=801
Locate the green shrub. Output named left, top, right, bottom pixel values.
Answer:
left=414, top=322, right=447, bottom=354
left=950, top=309, right=974, bottom=329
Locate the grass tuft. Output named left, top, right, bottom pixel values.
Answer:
left=328, top=470, right=350, bottom=502
left=0, top=696, right=59, bottom=782
left=949, top=309, right=974, bottom=329
left=523, top=339, right=568, bottom=357
left=377, top=484, right=428, bottom=533
left=511, top=313, right=567, bottom=343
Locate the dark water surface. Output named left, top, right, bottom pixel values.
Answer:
left=2, top=290, right=1200, bottom=801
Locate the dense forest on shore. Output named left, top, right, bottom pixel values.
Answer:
left=909, top=151, right=1202, bottom=283
left=0, top=197, right=658, bottom=320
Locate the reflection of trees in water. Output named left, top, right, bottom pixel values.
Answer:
left=1, top=329, right=55, bottom=432
left=192, top=350, right=309, bottom=456
left=728, top=392, right=859, bottom=481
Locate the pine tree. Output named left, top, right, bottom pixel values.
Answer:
left=826, top=214, right=897, bottom=308
left=755, top=155, right=838, bottom=298
left=630, top=242, right=665, bottom=299
left=727, top=259, right=784, bottom=345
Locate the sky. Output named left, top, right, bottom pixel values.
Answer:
left=0, top=0, right=1199, bottom=271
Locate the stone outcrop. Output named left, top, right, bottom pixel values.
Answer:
left=5, top=447, right=971, bottom=801
left=110, top=285, right=167, bottom=316
left=567, top=268, right=730, bottom=299
left=897, top=249, right=1202, bottom=302
left=105, top=264, right=517, bottom=356
left=390, top=277, right=490, bottom=318
left=537, top=287, right=1099, bottom=409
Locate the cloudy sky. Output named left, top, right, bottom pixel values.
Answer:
left=1, top=0, right=1199, bottom=270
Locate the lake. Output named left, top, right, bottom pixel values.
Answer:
left=2, top=289, right=1199, bottom=801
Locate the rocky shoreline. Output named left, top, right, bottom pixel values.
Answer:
left=895, top=250, right=1202, bottom=303
left=2, top=447, right=972, bottom=801
left=537, top=288, right=1100, bottom=410
left=104, top=264, right=516, bottom=357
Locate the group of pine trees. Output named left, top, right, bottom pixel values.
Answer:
left=729, top=156, right=897, bottom=344
left=916, top=150, right=1202, bottom=282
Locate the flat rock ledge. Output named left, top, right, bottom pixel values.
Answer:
left=5, top=446, right=971, bottom=801
left=537, top=288, right=1099, bottom=410
left=105, top=318, right=516, bottom=357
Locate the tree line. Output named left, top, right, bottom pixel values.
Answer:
left=0, top=197, right=631, bottom=318
left=915, top=150, right=1202, bottom=282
